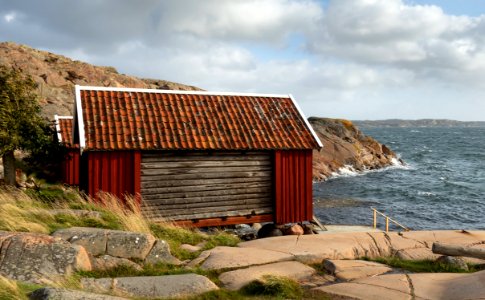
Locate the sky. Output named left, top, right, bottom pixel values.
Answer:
left=1, top=0, right=485, bottom=121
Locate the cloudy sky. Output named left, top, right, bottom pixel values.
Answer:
left=1, top=0, right=485, bottom=121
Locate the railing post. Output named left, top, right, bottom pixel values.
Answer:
left=373, top=209, right=377, bottom=229
left=386, top=217, right=389, bottom=232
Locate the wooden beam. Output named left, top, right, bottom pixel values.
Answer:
left=432, top=242, right=485, bottom=260
left=169, top=214, right=274, bottom=227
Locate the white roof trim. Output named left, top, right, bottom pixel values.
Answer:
left=74, top=85, right=86, bottom=150
left=54, top=115, right=73, bottom=143
left=76, top=85, right=290, bottom=98
left=54, top=114, right=62, bottom=142
left=289, top=94, right=323, bottom=149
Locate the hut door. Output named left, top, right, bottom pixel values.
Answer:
left=140, top=151, right=273, bottom=221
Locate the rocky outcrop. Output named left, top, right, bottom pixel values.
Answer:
left=0, top=231, right=91, bottom=283
left=0, top=42, right=201, bottom=119
left=52, top=227, right=181, bottom=265
left=81, top=274, right=219, bottom=299
left=29, top=288, right=128, bottom=300
left=309, top=117, right=402, bottom=180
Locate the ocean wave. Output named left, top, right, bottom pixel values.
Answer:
left=328, top=158, right=412, bottom=180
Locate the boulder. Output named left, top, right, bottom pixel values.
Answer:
left=29, top=287, right=127, bottom=300
left=199, top=246, right=294, bottom=270
left=323, top=259, right=392, bottom=281
left=53, top=227, right=108, bottom=256
left=283, top=224, right=304, bottom=236
left=0, top=232, right=91, bottom=283
left=257, top=224, right=283, bottom=238
left=219, top=261, right=316, bottom=291
left=436, top=256, right=468, bottom=271
left=106, top=230, right=156, bottom=260
left=82, top=274, right=218, bottom=298
left=90, top=255, right=142, bottom=271
left=53, top=227, right=181, bottom=265
left=144, top=240, right=181, bottom=266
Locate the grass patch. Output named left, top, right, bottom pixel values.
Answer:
left=240, top=275, right=303, bottom=300
left=364, top=257, right=482, bottom=273
left=0, top=275, right=41, bottom=300
left=78, top=263, right=192, bottom=278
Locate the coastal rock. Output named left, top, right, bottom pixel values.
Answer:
left=52, top=227, right=179, bottom=264
left=309, top=117, right=400, bottom=180
left=144, top=240, right=182, bottom=266
left=436, top=256, right=469, bottom=271
left=283, top=224, right=304, bottom=236
left=82, top=274, right=219, bottom=298
left=0, top=42, right=201, bottom=119
left=90, top=255, right=142, bottom=272
left=219, top=261, right=316, bottom=291
left=29, top=288, right=127, bottom=300
left=199, top=246, right=293, bottom=270
left=257, top=224, right=283, bottom=238
left=323, top=259, right=392, bottom=281
left=0, top=231, right=91, bottom=283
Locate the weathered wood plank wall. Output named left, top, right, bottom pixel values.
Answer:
left=140, top=151, right=273, bottom=221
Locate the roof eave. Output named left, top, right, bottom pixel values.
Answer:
left=288, top=94, right=323, bottom=150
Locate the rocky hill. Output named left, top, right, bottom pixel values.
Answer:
left=0, top=42, right=201, bottom=118
left=0, top=42, right=399, bottom=181
left=310, top=117, right=402, bottom=180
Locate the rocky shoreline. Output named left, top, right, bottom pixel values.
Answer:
left=3, top=227, right=485, bottom=299
left=310, top=117, right=403, bottom=181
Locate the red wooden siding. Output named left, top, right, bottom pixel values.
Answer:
left=274, top=150, right=313, bottom=223
left=85, top=151, right=141, bottom=201
left=61, top=149, right=80, bottom=185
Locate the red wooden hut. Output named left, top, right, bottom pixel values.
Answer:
left=72, top=85, right=322, bottom=226
left=54, top=115, right=80, bottom=185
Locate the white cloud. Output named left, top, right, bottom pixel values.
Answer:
left=0, top=0, right=484, bottom=120
left=4, top=12, right=15, bottom=23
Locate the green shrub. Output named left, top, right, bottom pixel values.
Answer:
left=240, top=275, right=303, bottom=299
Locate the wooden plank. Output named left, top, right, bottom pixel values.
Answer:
left=141, top=166, right=271, bottom=176
left=141, top=171, right=271, bottom=181
left=141, top=192, right=271, bottom=204
left=141, top=182, right=271, bottom=195
left=143, top=207, right=273, bottom=221
left=141, top=187, right=271, bottom=200
left=141, top=198, right=271, bottom=211
left=141, top=177, right=267, bottom=188
left=142, top=155, right=270, bottom=163
left=142, top=193, right=272, bottom=205
left=143, top=203, right=273, bottom=218
left=170, top=214, right=274, bottom=228
left=142, top=151, right=269, bottom=158
left=141, top=160, right=270, bottom=169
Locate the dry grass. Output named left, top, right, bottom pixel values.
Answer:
left=0, top=275, right=33, bottom=300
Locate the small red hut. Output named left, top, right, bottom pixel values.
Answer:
left=54, top=115, right=80, bottom=186
left=72, top=85, right=322, bottom=226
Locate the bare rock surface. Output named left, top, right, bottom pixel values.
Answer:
left=29, top=287, right=128, bottom=300
left=199, top=246, right=294, bottom=270
left=90, top=255, right=142, bottom=272
left=239, top=230, right=485, bottom=264
left=0, top=231, right=91, bottom=283
left=219, top=261, right=316, bottom=291
left=52, top=227, right=179, bottom=265
left=312, top=270, right=485, bottom=300
left=309, top=117, right=401, bottom=180
left=0, top=42, right=201, bottom=119
left=81, top=274, right=218, bottom=298
left=323, top=259, right=392, bottom=281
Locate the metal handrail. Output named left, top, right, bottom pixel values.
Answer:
left=372, top=207, right=410, bottom=232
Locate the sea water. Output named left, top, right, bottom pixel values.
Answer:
left=313, top=127, right=485, bottom=230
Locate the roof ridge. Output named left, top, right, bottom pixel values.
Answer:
left=75, top=85, right=291, bottom=99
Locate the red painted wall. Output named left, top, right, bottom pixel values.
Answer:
left=84, top=151, right=141, bottom=201
left=274, top=150, right=313, bottom=223
left=61, top=149, right=80, bottom=185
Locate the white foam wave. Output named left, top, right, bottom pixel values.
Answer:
left=327, top=157, right=412, bottom=180
left=417, top=191, right=436, bottom=197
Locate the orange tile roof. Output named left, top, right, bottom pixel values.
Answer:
left=55, top=116, right=74, bottom=146
left=75, top=86, right=321, bottom=151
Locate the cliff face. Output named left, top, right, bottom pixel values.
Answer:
left=309, top=117, right=402, bottom=181
left=0, top=42, right=201, bottom=118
